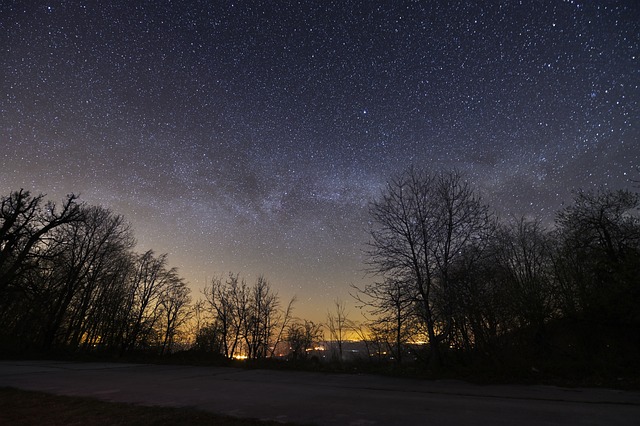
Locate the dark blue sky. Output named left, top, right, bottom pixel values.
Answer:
left=2, top=0, right=638, bottom=321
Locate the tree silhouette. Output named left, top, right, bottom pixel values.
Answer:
left=326, top=298, right=352, bottom=361
left=0, top=190, right=82, bottom=294
left=366, top=168, right=494, bottom=368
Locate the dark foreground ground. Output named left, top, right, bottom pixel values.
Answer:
left=0, top=387, right=290, bottom=426
left=1, top=360, right=639, bottom=425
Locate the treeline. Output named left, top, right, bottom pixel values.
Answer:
left=2, top=169, right=639, bottom=380
left=354, top=168, right=640, bottom=376
left=194, top=274, right=296, bottom=360
left=0, top=190, right=191, bottom=356
left=0, top=189, right=307, bottom=362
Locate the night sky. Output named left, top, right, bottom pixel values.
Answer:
left=2, top=0, right=638, bottom=321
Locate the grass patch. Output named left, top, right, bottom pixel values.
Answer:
left=0, top=387, right=296, bottom=426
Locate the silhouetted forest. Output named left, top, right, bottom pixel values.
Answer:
left=354, top=169, right=640, bottom=382
left=2, top=168, right=639, bottom=383
left=0, top=190, right=191, bottom=356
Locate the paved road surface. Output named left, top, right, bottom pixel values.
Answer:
left=1, top=360, right=639, bottom=425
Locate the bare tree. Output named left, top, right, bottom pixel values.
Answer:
left=78, top=249, right=134, bottom=352
left=350, top=322, right=375, bottom=361
left=158, top=273, right=192, bottom=354
left=46, top=205, right=135, bottom=350
left=268, top=295, right=296, bottom=358
left=366, top=168, right=494, bottom=368
left=286, top=320, right=323, bottom=362
left=186, top=298, right=208, bottom=347
left=244, top=275, right=279, bottom=359
left=204, top=273, right=294, bottom=359
left=326, top=298, right=352, bottom=361
left=0, top=190, right=82, bottom=294
left=203, top=273, right=246, bottom=358
left=120, top=250, right=174, bottom=354
left=352, top=277, right=417, bottom=364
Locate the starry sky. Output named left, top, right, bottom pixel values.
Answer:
left=1, top=0, right=638, bottom=322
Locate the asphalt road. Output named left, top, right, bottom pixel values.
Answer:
left=1, top=360, right=639, bottom=425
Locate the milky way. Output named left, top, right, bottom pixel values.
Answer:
left=2, top=0, right=638, bottom=321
